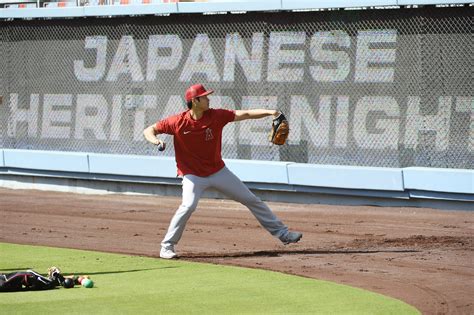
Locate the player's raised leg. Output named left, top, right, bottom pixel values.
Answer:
left=210, top=167, right=302, bottom=244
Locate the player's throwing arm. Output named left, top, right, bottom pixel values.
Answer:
left=143, top=125, right=166, bottom=151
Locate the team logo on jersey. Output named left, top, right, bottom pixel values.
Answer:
left=205, top=128, right=214, bottom=141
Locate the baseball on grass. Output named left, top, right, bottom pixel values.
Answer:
left=82, top=278, right=94, bottom=288
left=78, top=275, right=89, bottom=284
left=63, top=278, right=75, bottom=288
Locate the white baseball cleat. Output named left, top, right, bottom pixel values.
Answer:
left=160, top=246, right=178, bottom=259
left=280, top=231, right=303, bottom=245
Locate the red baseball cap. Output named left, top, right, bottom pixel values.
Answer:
left=185, top=84, right=214, bottom=102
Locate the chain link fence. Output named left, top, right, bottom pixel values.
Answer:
left=0, top=7, right=472, bottom=168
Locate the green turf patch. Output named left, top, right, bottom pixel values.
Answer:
left=0, top=243, right=419, bottom=314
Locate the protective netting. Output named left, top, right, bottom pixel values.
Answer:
left=0, top=7, right=472, bottom=168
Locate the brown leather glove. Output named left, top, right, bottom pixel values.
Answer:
left=269, top=112, right=289, bottom=145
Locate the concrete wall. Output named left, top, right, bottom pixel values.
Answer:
left=1, top=149, right=472, bottom=210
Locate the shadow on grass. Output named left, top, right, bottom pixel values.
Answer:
left=183, top=249, right=420, bottom=259
left=69, top=266, right=181, bottom=276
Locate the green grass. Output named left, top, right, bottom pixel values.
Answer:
left=0, top=243, right=419, bottom=314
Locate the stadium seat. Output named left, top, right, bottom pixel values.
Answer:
left=112, top=0, right=177, bottom=5
left=5, top=3, right=37, bottom=8
left=43, top=2, right=75, bottom=7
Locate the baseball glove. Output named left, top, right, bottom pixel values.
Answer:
left=269, top=112, right=289, bottom=145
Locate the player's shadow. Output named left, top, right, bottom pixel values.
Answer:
left=67, top=266, right=180, bottom=276
left=183, top=249, right=420, bottom=259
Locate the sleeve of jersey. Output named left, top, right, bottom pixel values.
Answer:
left=155, top=117, right=175, bottom=135
left=216, top=109, right=236, bottom=125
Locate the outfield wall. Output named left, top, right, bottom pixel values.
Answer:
left=0, top=149, right=472, bottom=210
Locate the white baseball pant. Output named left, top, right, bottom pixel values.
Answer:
left=161, top=166, right=289, bottom=249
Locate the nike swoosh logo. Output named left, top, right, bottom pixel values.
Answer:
left=184, top=131, right=191, bottom=134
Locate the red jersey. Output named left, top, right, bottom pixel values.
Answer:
left=155, top=108, right=235, bottom=177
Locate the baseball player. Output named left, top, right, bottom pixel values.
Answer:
left=144, top=84, right=302, bottom=259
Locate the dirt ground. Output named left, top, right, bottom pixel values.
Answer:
left=0, top=187, right=472, bottom=314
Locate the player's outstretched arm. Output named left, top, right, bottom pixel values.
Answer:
left=234, top=109, right=279, bottom=122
